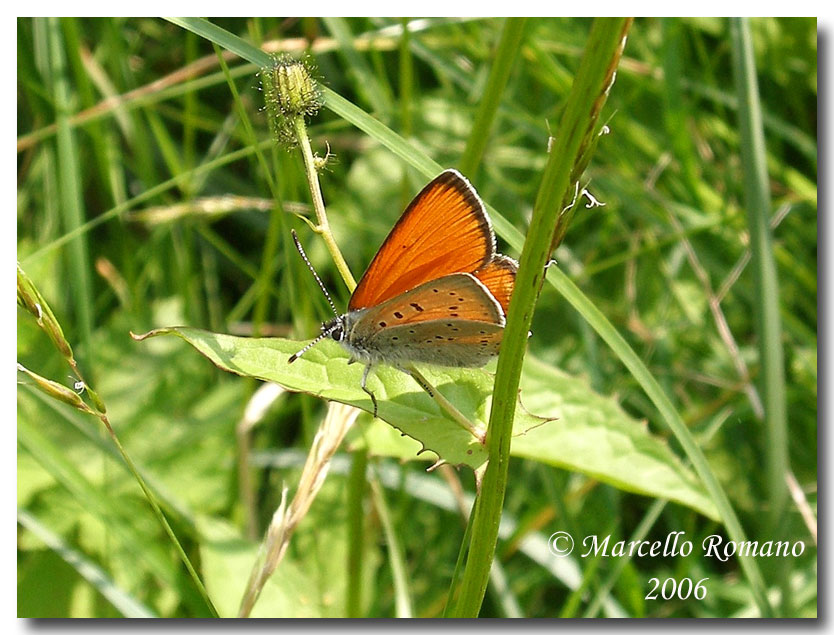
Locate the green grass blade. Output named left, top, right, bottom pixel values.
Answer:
left=17, top=414, right=213, bottom=616
left=369, top=470, right=413, bottom=617
left=546, top=263, right=772, bottom=616
left=458, top=17, right=528, bottom=178
left=322, top=17, right=391, bottom=117
left=18, top=509, right=157, bottom=618
left=346, top=449, right=369, bottom=617
left=730, top=16, right=790, bottom=613
left=47, top=18, right=93, bottom=362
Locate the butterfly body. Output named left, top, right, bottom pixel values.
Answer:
left=290, top=169, right=517, bottom=416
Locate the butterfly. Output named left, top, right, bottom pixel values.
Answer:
left=289, top=169, right=517, bottom=417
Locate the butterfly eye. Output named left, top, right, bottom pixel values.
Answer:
left=321, top=317, right=344, bottom=342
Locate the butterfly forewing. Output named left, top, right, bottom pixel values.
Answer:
left=348, top=170, right=495, bottom=311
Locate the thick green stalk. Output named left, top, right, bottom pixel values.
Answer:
left=449, top=18, right=632, bottom=617
left=458, top=18, right=528, bottom=178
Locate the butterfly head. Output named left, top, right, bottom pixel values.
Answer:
left=322, top=316, right=344, bottom=342
left=288, top=316, right=345, bottom=364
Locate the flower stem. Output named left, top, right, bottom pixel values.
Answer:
left=293, top=117, right=356, bottom=292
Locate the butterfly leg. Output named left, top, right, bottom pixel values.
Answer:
left=407, top=369, right=435, bottom=398
left=406, top=365, right=486, bottom=445
left=360, top=364, right=378, bottom=418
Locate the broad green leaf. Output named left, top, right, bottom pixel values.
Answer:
left=135, top=327, right=718, bottom=519
left=351, top=359, right=718, bottom=520
left=133, top=327, right=500, bottom=468
left=514, top=357, right=719, bottom=521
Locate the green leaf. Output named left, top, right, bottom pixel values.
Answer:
left=134, top=326, right=718, bottom=519
left=514, top=358, right=719, bottom=521
left=133, top=326, right=493, bottom=468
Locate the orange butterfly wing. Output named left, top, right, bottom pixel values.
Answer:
left=349, top=169, right=495, bottom=311
left=473, top=255, right=517, bottom=314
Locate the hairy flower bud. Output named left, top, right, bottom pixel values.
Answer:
left=261, top=55, right=323, bottom=147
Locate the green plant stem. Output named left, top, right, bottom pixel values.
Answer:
left=320, top=31, right=773, bottom=617
left=458, top=17, right=527, bottom=178
left=730, top=15, right=788, bottom=530
left=442, top=496, right=476, bottom=616
left=449, top=18, right=632, bottom=617
left=292, top=117, right=482, bottom=439
left=293, top=117, right=357, bottom=291
left=369, top=469, right=413, bottom=618
left=212, top=40, right=282, bottom=337
left=730, top=16, right=789, bottom=614
left=19, top=258, right=218, bottom=615
left=162, top=21, right=773, bottom=614
left=346, top=449, right=368, bottom=617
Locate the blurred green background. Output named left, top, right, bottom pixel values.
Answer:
left=17, top=17, right=816, bottom=617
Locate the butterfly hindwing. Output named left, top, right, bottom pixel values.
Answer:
left=354, top=273, right=504, bottom=329
left=363, top=319, right=504, bottom=368
left=346, top=273, right=506, bottom=367
left=474, top=255, right=517, bottom=314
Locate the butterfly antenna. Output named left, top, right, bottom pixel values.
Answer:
left=288, top=323, right=339, bottom=363
left=291, top=229, right=340, bottom=318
